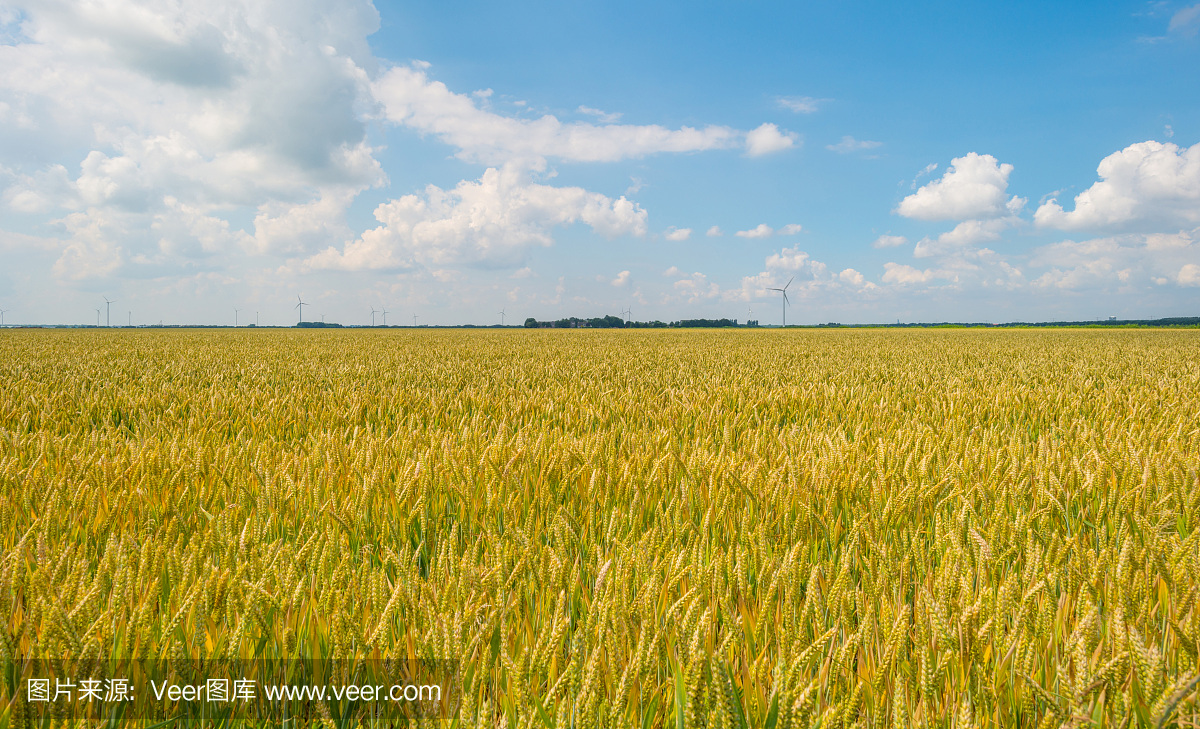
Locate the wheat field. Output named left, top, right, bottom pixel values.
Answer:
left=1, top=328, right=1199, bottom=728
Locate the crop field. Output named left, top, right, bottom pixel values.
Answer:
left=1, top=328, right=1199, bottom=728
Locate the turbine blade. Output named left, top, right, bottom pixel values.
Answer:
left=785, top=276, right=794, bottom=290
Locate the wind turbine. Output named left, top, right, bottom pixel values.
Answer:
left=234, top=308, right=241, bottom=327
left=0, top=308, right=7, bottom=327
left=412, top=313, right=418, bottom=327
left=381, top=308, right=388, bottom=326
left=370, top=306, right=378, bottom=326
left=498, top=307, right=506, bottom=326
left=295, top=295, right=307, bottom=324
left=747, top=306, right=753, bottom=326
left=767, top=277, right=793, bottom=327
left=95, top=308, right=101, bottom=327
left=103, top=296, right=115, bottom=327
left=621, top=307, right=631, bottom=326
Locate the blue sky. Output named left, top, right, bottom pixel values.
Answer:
left=1, top=0, right=1197, bottom=326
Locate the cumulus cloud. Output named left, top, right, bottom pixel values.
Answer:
left=0, top=0, right=390, bottom=288
left=671, top=271, right=720, bottom=303
left=913, top=218, right=1015, bottom=259
left=373, top=64, right=755, bottom=165
left=153, top=196, right=252, bottom=259
left=1029, top=229, right=1200, bottom=291
left=3, top=0, right=792, bottom=295
left=744, top=123, right=797, bottom=157
left=610, top=270, right=631, bottom=287
left=826, top=136, right=882, bottom=154
left=872, top=234, right=908, bottom=249
left=778, top=223, right=803, bottom=235
left=1179, top=263, right=1200, bottom=286
left=765, top=246, right=826, bottom=275
left=728, top=245, right=868, bottom=305
left=50, top=208, right=129, bottom=280
left=896, top=153, right=1022, bottom=221
left=250, top=188, right=358, bottom=256
left=877, top=256, right=1019, bottom=291
left=2, top=164, right=75, bottom=212
left=706, top=225, right=723, bottom=237
left=0, top=0, right=385, bottom=206
left=838, top=268, right=865, bottom=285
left=735, top=223, right=774, bottom=239
left=303, top=164, right=648, bottom=271
left=664, top=227, right=692, bottom=241
left=1033, top=141, right=1200, bottom=232
left=881, top=262, right=936, bottom=285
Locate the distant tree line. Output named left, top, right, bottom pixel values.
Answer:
left=858, top=317, right=1200, bottom=329
left=523, top=316, right=752, bottom=329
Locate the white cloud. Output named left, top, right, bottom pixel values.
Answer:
left=671, top=271, right=720, bottom=303
left=873, top=234, right=908, bottom=249
left=50, top=208, right=128, bottom=280
left=728, top=246, right=862, bottom=305
left=765, top=246, right=825, bottom=276
left=896, top=153, right=1020, bottom=221
left=706, top=225, right=723, bottom=237
left=778, top=223, right=803, bottom=235
left=1179, top=263, right=1200, bottom=286
left=250, top=188, right=358, bottom=255
left=663, top=266, right=683, bottom=277
left=577, top=105, right=622, bottom=123
left=1033, top=141, right=1200, bottom=232
left=664, top=227, right=692, bottom=241
left=913, top=218, right=1014, bottom=259
left=735, top=223, right=774, bottom=239
left=744, top=123, right=797, bottom=157
left=0, top=0, right=389, bottom=289
left=881, top=262, right=936, bottom=285
left=1029, top=229, right=1200, bottom=290
left=0, top=0, right=385, bottom=204
left=303, top=164, right=648, bottom=271
left=373, top=64, right=747, bottom=165
left=911, top=163, right=938, bottom=189
left=511, top=266, right=534, bottom=279
left=0, top=228, right=61, bottom=252
left=153, top=196, right=252, bottom=258
left=610, top=270, right=631, bottom=287
left=777, top=96, right=826, bottom=114
left=1168, top=4, right=1200, bottom=36
left=838, top=268, right=865, bottom=285
left=826, top=136, right=882, bottom=154
left=2, top=164, right=75, bottom=212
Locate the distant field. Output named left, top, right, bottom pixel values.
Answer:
left=1, top=329, right=1198, bottom=727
